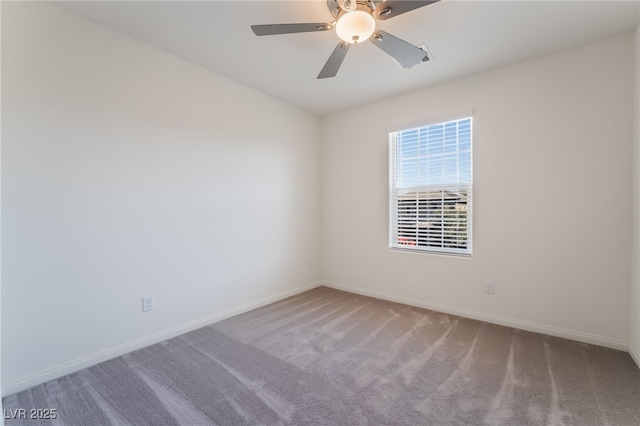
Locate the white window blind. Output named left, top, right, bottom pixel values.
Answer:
left=389, top=117, right=472, bottom=255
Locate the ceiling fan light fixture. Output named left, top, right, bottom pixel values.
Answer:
left=335, top=10, right=375, bottom=44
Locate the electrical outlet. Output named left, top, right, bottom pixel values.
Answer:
left=484, top=281, right=495, bottom=295
left=307, top=261, right=313, bottom=271
left=142, top=295, right=154, bottom=312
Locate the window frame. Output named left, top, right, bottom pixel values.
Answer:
left=388, top=116, right=473, bottom=256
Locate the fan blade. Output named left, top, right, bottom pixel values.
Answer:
left=251, top=23, right=333, bottom=36
left=370, top=30, right=429, bottom=69
left=317, top=42, right=351, bottom=79
left=374, top=0, right=439, bottom=20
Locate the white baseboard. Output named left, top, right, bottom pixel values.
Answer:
left=321, top=281, right=629, bottom=351
left=630, top=343, right=640, bottom=370
left=2, top=281, right=321, bottom=397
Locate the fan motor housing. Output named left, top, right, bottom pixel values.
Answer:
left=327, top=0, right=381, bottom=18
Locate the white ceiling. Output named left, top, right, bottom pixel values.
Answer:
left=55, top=0, right=639, bottom=116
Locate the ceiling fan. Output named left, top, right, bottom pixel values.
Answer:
left=251, top=0, right=439, bottom=79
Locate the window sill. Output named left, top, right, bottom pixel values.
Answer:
left=389, top=247, right=472, bottom=259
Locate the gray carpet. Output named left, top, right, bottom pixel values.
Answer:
left=3, top=286, right=640, bottom=425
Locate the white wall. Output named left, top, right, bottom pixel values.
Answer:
left=320, top=34, right=635, bottom=349
left=630, top=15, right=640, bottom=367
left=0, top=0, right=4, bottom=421
left=1, top=2, right=320, bottom=394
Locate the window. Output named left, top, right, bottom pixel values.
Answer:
left=389, top=117, right=472, bottom=255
